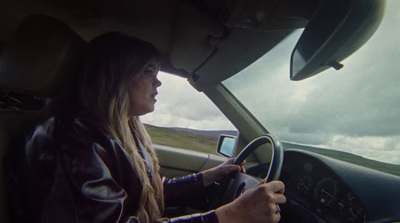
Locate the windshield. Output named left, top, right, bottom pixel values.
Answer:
left=223, top=0, right=400, bottom=165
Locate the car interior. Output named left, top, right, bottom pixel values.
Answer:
left=1, top=0, right=400, bottom=223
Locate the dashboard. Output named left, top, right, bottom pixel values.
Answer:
left=279, top=150, right=366, bottom=223
left=234, top=148, right=400, bottom=222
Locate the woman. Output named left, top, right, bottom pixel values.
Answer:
left=9, top=32, right=285, bottom=223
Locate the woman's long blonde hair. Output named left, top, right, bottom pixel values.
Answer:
left=80, top=32, right=163, bottom=222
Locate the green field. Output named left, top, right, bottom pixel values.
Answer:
left=282, top=142, right=400, bottom=176
left=145, top=124, right=400, bottom=176
left=145, top=124, right=218, bottom=154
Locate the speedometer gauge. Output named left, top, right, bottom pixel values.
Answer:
left=314, top=177, right=338, bottom=206
left=296, top=175, right=313, bottom=195
left=339, top=192, right=366, bottom=222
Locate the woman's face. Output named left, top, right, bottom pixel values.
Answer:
left=128, top=61, right=162, bottom=116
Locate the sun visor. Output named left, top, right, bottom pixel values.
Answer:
left=169, top=2, right=222, bottom=74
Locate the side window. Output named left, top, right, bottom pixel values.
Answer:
left=142, top=72, right=236, bottom=154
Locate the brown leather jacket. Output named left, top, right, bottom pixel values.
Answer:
left=5, top=111, right=218, bottom=223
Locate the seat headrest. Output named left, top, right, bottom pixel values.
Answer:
left=0, top=15, right=86, bottom=98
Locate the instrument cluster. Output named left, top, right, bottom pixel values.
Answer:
left=280, top=152, right=366, bottom=223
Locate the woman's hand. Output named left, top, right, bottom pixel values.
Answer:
left=201, top=158, right=245, bottom=187
left=215, top=181, right=286, bottom=223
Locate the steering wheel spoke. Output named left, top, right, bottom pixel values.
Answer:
left=210, top=134, right=284, bottom=209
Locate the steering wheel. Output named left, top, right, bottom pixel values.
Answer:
left=210, top=135, right=284, bottom=209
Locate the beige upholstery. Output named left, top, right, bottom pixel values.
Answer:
left=0, top=14, right=85, bottom=222
left=0, top=14, right=86, bottom=98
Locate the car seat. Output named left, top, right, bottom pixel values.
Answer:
left=0, top=14, right=85, bottom=222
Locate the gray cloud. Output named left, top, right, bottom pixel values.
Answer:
left=222, top=1, right=400, bottom=163
left=143, top=1, right=400, bottom=164
left=142, top=73, right=235, bottom=130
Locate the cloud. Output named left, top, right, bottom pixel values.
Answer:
left=222, top=1, right=400, bottom=163
left=143, top=1, right=400, bottom=164
left=141, top=73, right=235, bottom=130
left=325, top=135, right=400, bottom=164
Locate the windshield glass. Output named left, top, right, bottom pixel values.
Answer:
left=223, top=0, right=400, bottom=165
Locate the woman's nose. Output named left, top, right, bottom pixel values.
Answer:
left=154, top=78, right=162, bottom=87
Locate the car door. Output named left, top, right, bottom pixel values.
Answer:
left=142, top=74, right=237, bottom=178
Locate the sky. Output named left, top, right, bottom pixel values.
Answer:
left=143, top=1, right=400, bottom=165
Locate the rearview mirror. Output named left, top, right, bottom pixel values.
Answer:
left=217, top=135, right=236, bottom=158
left=290, top=0, right=386, bottom=81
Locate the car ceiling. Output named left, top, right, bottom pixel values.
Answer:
left=0, top=0, right=319, bottom=91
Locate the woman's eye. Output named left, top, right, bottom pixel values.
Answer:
left=144, top=70, right=154, bottom=76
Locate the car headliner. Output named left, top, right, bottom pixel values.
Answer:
left=0, top=0, right=315, bottom=91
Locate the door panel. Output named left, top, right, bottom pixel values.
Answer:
left=154, top=144, right=226, bottom=178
